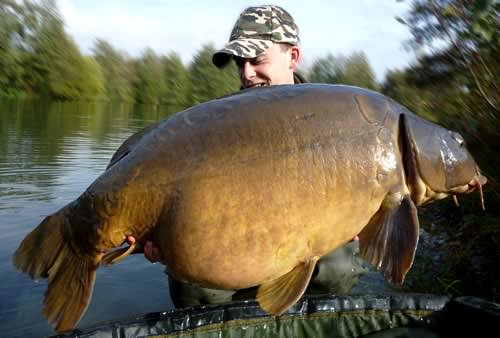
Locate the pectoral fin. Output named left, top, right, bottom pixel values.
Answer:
left=101, top=242, right=142, bottom=266
left=257, top=256, right=319, bottom=316
left=358, top=193, right=419, bottom=285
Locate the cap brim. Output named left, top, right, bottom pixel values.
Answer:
left=212, top=52, right=233, bottom=68
left=212, top=38, right=274, bottom=68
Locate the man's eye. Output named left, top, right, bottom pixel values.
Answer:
left=252, top=58, right=264, bottom=65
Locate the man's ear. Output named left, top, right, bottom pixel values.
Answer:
left=289, top=46, right=301, bottom=70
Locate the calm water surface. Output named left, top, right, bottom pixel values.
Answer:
left=0, top=99, right=388, bottom=337
left=0, top=100, right=182, bottom=337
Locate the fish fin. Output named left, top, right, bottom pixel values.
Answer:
left=106, top=122, right=158, bottom=169
left=256, top=256, right=319, bottom=316
left=43, top=248, right=99, bottom=332
left=101, top=242, right=142, bottom=266
left=14, top=213, right=66, bottom=279
left=13, top=210, right=99, bottom=332
left=358, top=194, right=419, bottom=286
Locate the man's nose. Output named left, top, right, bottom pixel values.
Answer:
left=240, top=61, right=256, bottom=79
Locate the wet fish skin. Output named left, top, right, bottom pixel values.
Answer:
left=13, top=84, right=486, bottom=331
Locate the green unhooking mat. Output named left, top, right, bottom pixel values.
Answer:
left=51, top=293, right=500, bottom=338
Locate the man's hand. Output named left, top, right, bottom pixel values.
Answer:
left=126, top=236, right=165, bottom=264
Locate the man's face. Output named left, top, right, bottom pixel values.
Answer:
left=234, top=44, right=299, bottom=89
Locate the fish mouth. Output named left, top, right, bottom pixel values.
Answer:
left=450, top=169, right=487, bottom=210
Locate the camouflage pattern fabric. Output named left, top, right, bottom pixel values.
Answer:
left=213, top=5, right=299, bottom=67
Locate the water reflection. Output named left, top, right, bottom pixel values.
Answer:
left=0, top=99, right=176, bottom=337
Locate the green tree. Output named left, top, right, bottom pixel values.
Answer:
left=34, top=1, right=78, bottom=98
left=161, top=52, right=190, bottom=108
left=308, top=51, right=379, bottom=90
left=391, top=0, right=500, bottom=303
left=339, top=52, right=378, bottom=90
left=79, top=56, right=104, bottom=100
left=308, top=54, right=337, bottom=84
left=395, top=0, right=499, bottom=183
left=382, top=69, right=436, bottom=122
left=187, top=44, right=240, bottom=105
left=134, top=48, right=165, bottom=105
left=0, top=0, right=26, bottom=97
left=21, top=0, right=100, bottom=99
left=398, top=0, right=499, bottom=132
left=92, top=39, right=135, bottom=102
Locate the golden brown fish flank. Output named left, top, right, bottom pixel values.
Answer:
left=13, top=84, right=486, bottom=331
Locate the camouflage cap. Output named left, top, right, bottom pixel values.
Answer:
left=212, top=5, right=299, bottom=68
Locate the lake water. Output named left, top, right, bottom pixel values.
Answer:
left=0, top=100, right=184, bottom=337
left=0, top=99, right=388, bottom=338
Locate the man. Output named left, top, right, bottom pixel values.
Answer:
left=211, top=4, right=305, bottom=88
left=129, top=4, right=367, bottom=307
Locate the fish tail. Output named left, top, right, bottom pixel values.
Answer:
left=13, top=211, right=99, bottom=332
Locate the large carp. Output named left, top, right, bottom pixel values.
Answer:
left=14, top=84, right=486, bottom=332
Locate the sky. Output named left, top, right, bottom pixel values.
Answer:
left=58, top=0, right=416, bottom=81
